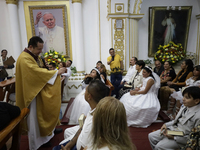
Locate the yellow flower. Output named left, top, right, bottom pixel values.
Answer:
left=45, top=52, right=48, bottom=55
left=54, top=51, right=58, bottom=55
left=63, top=58, right=66, bottom=61
left=48, top=59, right=51, bottom=62
left=162, top=59, right=165, bottom=62
left=163, top=56, right=166, bottom=58
left=170, top=55, right=173, bottom=57
left=171, top=58, right=174, bottom=60
left=167, top=56, right=169, bottom=58
left=62, top=55, right=64, bottom=58
left=172, top=61, right=175, bottom=63
left=157, top=50, right=161, bottom=54
left=166, top=53, right=168, bottom=55
left=52, top=61, right=55, bottom=63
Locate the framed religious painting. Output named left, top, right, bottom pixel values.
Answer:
left=24, top=1, right=72, bottom=58
left=148, top=6, right=192, bottom=57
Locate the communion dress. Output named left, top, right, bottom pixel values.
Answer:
left=120, top=76, right=160, bottom=128
left=65, top=88, right=90, bottom=124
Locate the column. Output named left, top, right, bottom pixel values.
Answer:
left=72, top=0, right=85, bottom=72
left=6, top=0, right=22, bottom=60
left=196, top=14, right=200, bottom=65
left=129, top=18, right=140, bottom=59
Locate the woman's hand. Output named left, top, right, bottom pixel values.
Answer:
left=134, top=87, right=140, bottom=91
left=130, top=90, right=137, bottom=95
left=60, top=145, right=70, bottom=150
left=167, top=81, right=173, bottom=86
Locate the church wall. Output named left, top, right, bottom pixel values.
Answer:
left=138, top=0, right=200, bottom=64
left=82, top=0, right=99, bottom=73
left=1, top=0, right=200, bottom=74
left=0, top=1, right=13, bottom=57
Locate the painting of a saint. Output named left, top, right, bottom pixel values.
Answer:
left=148, top=6, right=192, bottom=57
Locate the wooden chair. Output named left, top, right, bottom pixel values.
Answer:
left=6, top=82, right=15, bottom=104
left=0, top=108, right=29, bottom=150
left=105, top=79, right=114, bottom=96
left=0, top=78, right=15, bottom=101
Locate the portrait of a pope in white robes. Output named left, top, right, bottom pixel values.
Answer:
left=34, top=10, right=66, bottom=54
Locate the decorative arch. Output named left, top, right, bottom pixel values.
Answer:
left=132, top=0, right=143, bottom=14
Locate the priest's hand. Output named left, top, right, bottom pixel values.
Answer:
left=58, top=67, right=66, bottom=75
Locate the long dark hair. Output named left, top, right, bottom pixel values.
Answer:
left=194, top=65, right=200, bottom=82
left=177, top=59, right=194, bottom=81
left=143, top=66, right=155, bottom=80
left=165, top=61, right=175, bottom=71
left=84, top=68, right=101, bottom=84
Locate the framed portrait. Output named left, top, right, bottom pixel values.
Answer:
left=148, top=6, right=192, bottom=57
left=24, top=1, right=72, bottom=58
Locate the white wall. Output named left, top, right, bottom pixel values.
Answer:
left=0, top=0, right=13, bottom=57
left=139, top=0, right=200, bottom=63
left=0, top=0, right=200, bottom=72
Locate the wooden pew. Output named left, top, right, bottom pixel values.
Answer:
left=0, top=108, right=29, bottom=150
left=0, top=78, right=15, bottom=101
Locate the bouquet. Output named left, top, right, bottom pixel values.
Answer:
left=43, top=50, right=66, bottom=68
left=154, top=41, right=186, bottom=64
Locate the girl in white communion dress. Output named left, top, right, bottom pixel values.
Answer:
left=66, top=68, right=104, bottom=124
left=120, top=66, right=161, bottom=128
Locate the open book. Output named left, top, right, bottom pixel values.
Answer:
left=124, top=84, right=132, bottom=88
left=167, top=130, right=184, bottom=136
left=78, top=114, right=86, bottom=127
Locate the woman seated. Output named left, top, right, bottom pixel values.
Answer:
left=66, top=68, right=104, bottom=124
left=118, top=60, right=145, bottom=99
left=166, top=65, right=200, bottom=120
left=99, top=64, right=107, bottom=83
left=85, top=97, right=135, bottom=150
left=160, top=61, right=176, bottom=87
left=159, top=59, right=194, bottom=110
left=120, top=66, right=160, bottom=128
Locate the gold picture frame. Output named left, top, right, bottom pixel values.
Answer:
left=24, top=1, right=72, bottom=58
left=148, top=6, right=192, bottom=57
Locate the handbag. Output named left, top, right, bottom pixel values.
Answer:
left=0, top=69, right=8, bottom=79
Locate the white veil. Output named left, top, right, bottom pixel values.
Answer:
left=145, top=66, right=160, bottom=90
left=93, top=68, right=105, bottom=83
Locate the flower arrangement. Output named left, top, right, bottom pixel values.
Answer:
left=154, top=41, right=186, bottom=64
left=144, top=59, right=152, bottom=65
left=43, top=50, right=66, bottom=68
left=186, top=52, right=196, bottom=61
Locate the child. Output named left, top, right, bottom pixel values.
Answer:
left=148, top=86, right=200, bottom=150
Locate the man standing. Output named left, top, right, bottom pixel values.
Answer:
left=16, top=36, right=66, bottom=150
left=34, top=12, right=65, bottom=54
left=107, top=48, right=123, bottom=96
left=154, top=60, right=164, bottom=76
left=62, top=60, right=72, bottom=101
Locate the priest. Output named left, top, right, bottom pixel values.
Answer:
left=16, top=36, right=66, bottom=150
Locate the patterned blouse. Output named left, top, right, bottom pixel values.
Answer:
left=181, top=123, right=200, bottom=150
